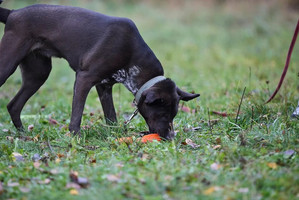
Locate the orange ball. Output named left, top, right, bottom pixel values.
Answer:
left=141, top=133, right=161, bottom=143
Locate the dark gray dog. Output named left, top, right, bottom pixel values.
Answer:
left=0, top=3, right=199, bottom=139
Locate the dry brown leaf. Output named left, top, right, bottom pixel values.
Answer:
left=212, top=111, right=229, bottom=117
left=69, top=171, right=89, bottom=188
left=0, top=181, right=3, bottom=195
left=238, top=188, right=249, bottom=193
left=181, top=105, right=191, bottom=113
left=38, top=178, right=51, bottom=185
left=213, top=145, right=221, bottom=150
left=70, top=189, right=79, bottom=195
left=33, top=134, right=39, bottom=142
left=55, top=158, right=61, bottom=164
left=267, top=162, right=278, bottom=169
left=19, top=187, right=30, bottom=193
left=12, top=152, right=24, bottom=162
left=69, top=171, right=79, bottom=182
left=185, top=139, right=200, bottom=149
left=114, top=163, right=124, bottom=168
left=48, top=117, right=58, bottom=125
left=106, top=174, right=121, bottom=183
left=7, top=181, right=20, bottom=187
left=203, top=187, right=216, bottom=195
left=27, top=124, right=34, bottom=131
left=210, top=163, right=221, bottom=171
left=57, top=153, right=65, bottom=158
left=203, top=186, right=222, bottom=195
left=33, top=161, right=41, bottom=169
left=215, top=137, right=221, bottom=144
left=6, top=136, right=14, bottom=143
left=66, top=182, right=81, bottom=190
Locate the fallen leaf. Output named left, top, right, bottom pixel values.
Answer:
left=33, top=161, right=41, bottom=169
left=65, top=132, right=72, bottom=137
left=0, top=181, right=3, bottom=195
left=284, top=149, right=295, bottom=158
left=32, top=153, right=41, bottom=162
left=115, top=137, right=133, bottom=144
left=213, top=145, right=221, bottom=150
left=7, top=181, right=20, bottom=187
left=114, top=163, right=124, bottom=168
left=181, top=105, right=191, bottom=113
left=57, top=153, right=65, bottom=158
left=33, top=134, right=39, bottom=142
left=66, top=182, right=81, bottom=190
left=106, top=174, right=121, bottom=183
left=215, top=137, right=221, bottom=144
left=48, top=117, right=58, bottom=125
left=38, top=178, right=51, bottom=185
left=77, top=177, right=89, bottom=188
left=212, top=111, right=228, bottom=117
left=185, top=139, right=200, bottom=149
left=238, top=188, right=249, bottom=193
left=19, top=187, right=30, bottom=193
left=70, top=171, right=79, bottom=182
left=12, top=152, right=24, bottom=162
left=50, top=168, right=60, bottom=175
left=6, top=136, right=14, bottom=143
left=267, top=162, right=278, bottom=169
left=55, top=158, right=61, bottom=164
left=210, top=163, right=221, bottom=171
left=89, top=158, right=96, bottom=164
left=69, top=171, right=90, bottom=188
left=192, top=126, right=201, bottom=131
left=70, top=189, right=79, bottom=195
left=28, top=124, right=34, bottom=131
left=203, top=187, right=216, bottom=195
left=203, top=186, right=221, bottom=195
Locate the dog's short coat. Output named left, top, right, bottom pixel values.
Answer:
left=0, top=3, right=199, bottom=139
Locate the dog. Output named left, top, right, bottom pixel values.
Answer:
left=0, top=2, right=199, bottom=139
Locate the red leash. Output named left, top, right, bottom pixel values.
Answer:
left=266, top=19, right=299, bottom=103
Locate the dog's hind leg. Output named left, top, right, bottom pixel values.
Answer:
left=96, top=84, right=117, bottom=124
left=0, top=32, right=33, bottom=87
left=7, top=53, right=52, bottom=131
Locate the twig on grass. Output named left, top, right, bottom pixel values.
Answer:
left=207, top=108, right=213, bottom=134
left=250, top=106, right=254, bottom=130
left=235, top=87, right=246, bottom=124
left=47, top=138, right=54, bottom=154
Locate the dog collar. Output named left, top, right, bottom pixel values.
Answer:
left=135, top=76, right=166, bottom=104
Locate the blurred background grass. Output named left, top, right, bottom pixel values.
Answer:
left=0, top=0, right=298, bottom=125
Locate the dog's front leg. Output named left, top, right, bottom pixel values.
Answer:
left=69, top=72, right=95, bottom=135
left=96, top=84, right=117, bottom=124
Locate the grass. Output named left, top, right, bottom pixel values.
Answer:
left=0, top=0, right=299, bottom=199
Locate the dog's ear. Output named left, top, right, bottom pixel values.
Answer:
left=177, top=87, right=200, bottom=101
left=142, top=89, right=162, bottom=105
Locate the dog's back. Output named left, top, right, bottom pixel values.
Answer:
left=0, top=4, right=147, bottom=69
left=0, top=1, right=10, bottom=24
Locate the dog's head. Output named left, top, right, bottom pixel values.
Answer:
left=137, top=79, right=199, bottom=140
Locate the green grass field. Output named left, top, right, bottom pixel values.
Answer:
left=0, top=0, right=298, bottom=199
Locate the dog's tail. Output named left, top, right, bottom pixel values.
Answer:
left=0, top=1, right=11, bottom=24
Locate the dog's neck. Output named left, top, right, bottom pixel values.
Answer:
left=109, top=64, right=164, bottom=97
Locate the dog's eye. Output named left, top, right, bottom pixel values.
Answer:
left=147, top=98, right=165, bottom=106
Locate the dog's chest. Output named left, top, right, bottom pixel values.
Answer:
left=101, top=66, right=140, bottom=94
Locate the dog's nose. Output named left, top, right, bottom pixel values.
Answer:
left=165, top=131, right=176, bottom=140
